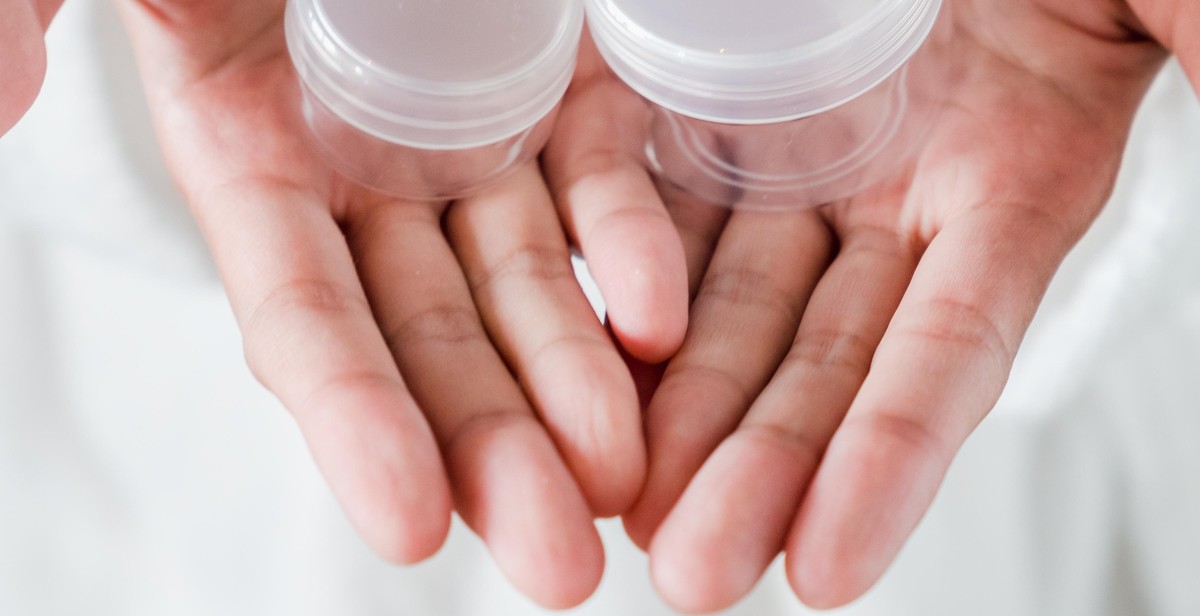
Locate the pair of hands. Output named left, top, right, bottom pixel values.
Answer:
left=4, top=0, right=1158, bottom=611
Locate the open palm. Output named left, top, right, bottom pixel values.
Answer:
left=546, top=0, right=1169, bottom=610
left=116, top=0, right=654, bottom=608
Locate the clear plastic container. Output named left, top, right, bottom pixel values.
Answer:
left=285, top=0, right=584, bottom=200
left=586, top=0, right=949, bottom=209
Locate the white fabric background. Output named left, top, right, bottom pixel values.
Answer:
left=1, top=1, right=1198, bottom=614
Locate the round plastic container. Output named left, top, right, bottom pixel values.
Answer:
left=285, top=0, right=584, bottom=200
left=586, top=0, right=948, bottom=209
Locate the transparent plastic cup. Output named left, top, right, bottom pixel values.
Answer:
left=285, top=0, right=584, bottom=200
left=586, top=0, right=949, bottom=210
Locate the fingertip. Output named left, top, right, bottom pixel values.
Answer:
left=589, top=219, right=689, bottom=364
left=363, top=499, right=453, bottom=566
left=649, top=437, right=807, bottom=613
left=324, top=442, right=454, bottom=567
left=514, top=343, right=643, bottom=518
left=650, top=553, right=732, bottom=615
left=785, top=537, right=878, bottom=611
left=570, top=441, right=645, bottom=520
left=784, top=420, right=949, bottom=609
left=527, top=538, right=606, bottom=610
left=579, top=365, right=647, bottom=517
left=532, top=346, right=647, bottom=518
left=788, top=536, right=866, bottom=610
left=633, top=269, right=690, bottom=364
left=650, top=533, right=760, bottom=615
left=491, top=489, right=607, bottom=611
left=297, top=385, right=454, bottom=566
left=607, top=287, right=687, bottom=364
left=450, top=417, right=605, bottom=610
left=502, top=513, right=605, bottom=610
left=784, top=493, right=872, bottom=608
left=583, top=449, right=646, bottom=519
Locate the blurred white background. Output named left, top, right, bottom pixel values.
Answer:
left=2, top=1, right=1199, bottom=614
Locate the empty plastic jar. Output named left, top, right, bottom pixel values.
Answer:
left=285, top=0, right=584, bottom=200
left=587, top=0, right=948, bottom=209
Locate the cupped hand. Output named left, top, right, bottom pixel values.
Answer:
left=547, top=0, right=1169, bottom=611
left=117, top=1, right=647, bottom=608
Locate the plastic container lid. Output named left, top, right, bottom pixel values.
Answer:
left=286, top=0, right=583, bottom=150
left=586, top=0, right=942, bottom=124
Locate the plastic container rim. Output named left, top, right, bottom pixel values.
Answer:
left=586, top=0, right=942, bottom=124
left=286, top=0, right=584, bottom=149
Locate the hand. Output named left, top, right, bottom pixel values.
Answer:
left=547, top=0, right=1169, bottom=610
left=0, top=0, right=64, bottom=136
left=117, top=1, right=646, bottom=608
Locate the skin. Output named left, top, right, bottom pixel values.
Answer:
left=2, top=0, right=1196, bottom=611
left=547, top=0, right=1193, bottom=611
left=105, top=0, right=687, bottom=609
left=0, top=0, right=63, bottom=136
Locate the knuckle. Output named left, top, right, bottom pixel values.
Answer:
left=440, top=410, right=538, bottom=456
left=894, top=297, right=1013, bottom=371
left=695, top=267, right=803, bottom=323
left=843, top=411, right=951, bottom=466
left=383, top=303, right=485, bottom=349
left=248, top=279, right=369, bottom=327
left=294, top=369, right=400, bottom=418
left=784, top=327, right=878, bottom=378
left=242, top=279, right=371, bottom=378
left=662, top=360, right=754, bottom=410
left=736, top=421, right=826, bottom=468
left=842, top=224, right=920, bottom=262
left=529, top=333, right=610, bottom=372
left=469, top=244, right=574, bottom=294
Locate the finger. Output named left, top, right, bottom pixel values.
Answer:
left=648, top=220, right=920, bottom=612
left=659, top=180, right=730, bottom=297
left=444, top=164, right=644, bottom=517
left=616, top=184, right=729, bottom=407
left=195, top=181, right=453, bottom=564
left=786, top=203, right=1080, bottom=608
left=345, top=193, right=603, bottom=610
left=544, top=71, right=689, bottom=362
left=624, top=208, right=836, bottom=549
